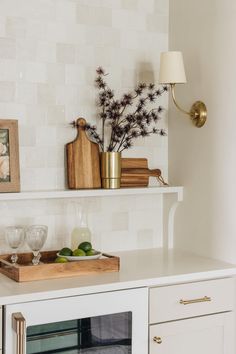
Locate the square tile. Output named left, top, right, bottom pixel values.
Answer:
left=25, top=62, right=47, bottom=83
left=56, top=43, right=75, bottom=64
left=16, top=82, right=37, bottom=104
left=0, top=38, right=16, bottom=59
left=6, top=17, right=27, bottom=38
left=112, top=212, right=129, bottom=231
left=37, top=84, right=56, bottom=105
left=0, top=81, right=15, bottom=102
left=47, top=63, right=65, bottom=84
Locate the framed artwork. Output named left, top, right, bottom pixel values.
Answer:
left=0, top=119, right=20, bottom=193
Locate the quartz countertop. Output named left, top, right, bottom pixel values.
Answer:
left=0, top=248, right=235, bottom=305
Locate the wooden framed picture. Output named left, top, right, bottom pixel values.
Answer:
left=0, top=119, right=20, bottom=193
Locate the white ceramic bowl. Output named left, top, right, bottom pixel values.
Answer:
left=57, top=250, right=102, bottom=261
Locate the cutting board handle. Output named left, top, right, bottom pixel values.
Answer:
left=74, top=117, right=87, bottom=138
left=66, top=117, right=101, bottom=189
left=76, top=117, right=86, bottom=128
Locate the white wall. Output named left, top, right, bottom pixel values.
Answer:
left=169, top=0, right=236, bottom=263
left=0, top=0, right=169, bottom=253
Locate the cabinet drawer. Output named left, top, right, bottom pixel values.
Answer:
left=149, top=278, right=235, bottom=324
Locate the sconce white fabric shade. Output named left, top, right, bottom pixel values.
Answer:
left=159, top=51, right=187, bottom=84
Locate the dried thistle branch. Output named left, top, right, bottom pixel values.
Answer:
left=84, top=67, right=168, bottom=152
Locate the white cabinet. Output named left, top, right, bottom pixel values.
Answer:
left=150, top=312, right=234, bottom=354
left=149, top=279, right=235, bottom=354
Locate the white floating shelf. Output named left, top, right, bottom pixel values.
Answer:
left=0, top=186, right=183, bottom=202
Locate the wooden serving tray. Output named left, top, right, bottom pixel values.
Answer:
left=0, top=250, right=120, bottom=282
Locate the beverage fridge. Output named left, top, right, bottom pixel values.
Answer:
left=4, top=288, right=148, bottom=354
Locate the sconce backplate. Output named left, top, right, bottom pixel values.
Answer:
left=190, top=101, right=207, bottom=128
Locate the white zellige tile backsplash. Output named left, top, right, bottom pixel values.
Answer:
left=0, top=0, right=169, bottom=253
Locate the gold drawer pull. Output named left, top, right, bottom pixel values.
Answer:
left=180, top=296, right=211, bottom=305
left=153, top=336, right=162, bottom=344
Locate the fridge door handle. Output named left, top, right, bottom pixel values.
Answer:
left=12, top=312, right=26, bottom=354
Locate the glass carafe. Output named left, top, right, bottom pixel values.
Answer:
left=71, top=203, right=91, bottom=250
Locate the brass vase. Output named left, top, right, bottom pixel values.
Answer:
left=101, top=152, right=121, bottom=189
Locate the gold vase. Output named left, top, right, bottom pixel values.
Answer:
left=101, top=152, right=121, bottom=189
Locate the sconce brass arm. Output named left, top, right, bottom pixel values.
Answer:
left=170, top=84, right=190, bottom=116
left=170, top=84, right=207, bottom=128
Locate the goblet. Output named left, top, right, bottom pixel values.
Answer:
left=26, top=225, right=48, bottom=265
left=5, top=226, right=25, bottom=264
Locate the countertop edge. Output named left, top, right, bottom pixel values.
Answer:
left=1, top=267, right=236, bottom=306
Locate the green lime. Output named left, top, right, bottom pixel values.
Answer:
left=55, top=257, right=68, bottom=263
left=78, top=241, right=92, bottom=252
left=59, top=247, right=72, bottom=256
left=86, top=249, right=96, bottom=256
left=73, top=248, right=86, bottom=257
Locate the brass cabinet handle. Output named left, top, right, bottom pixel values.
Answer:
left=12, top=313, right=26, bottom=354
left=153, top=336, right=162, bottom=344
left=179, top=296, right=211, bottom=305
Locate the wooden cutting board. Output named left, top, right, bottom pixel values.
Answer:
left=121, top=158, right=167, bottom=187
left=66, top=118, right=101, bottom=189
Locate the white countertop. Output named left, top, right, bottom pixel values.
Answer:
left=0, top=248, right=235, bottom=306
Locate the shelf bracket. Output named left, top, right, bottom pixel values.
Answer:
left=163, top=189, right=183, bottom=249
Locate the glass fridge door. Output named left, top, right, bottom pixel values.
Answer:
left=5, top=288, right=148, bottom=354
left=26, top=312, right=132, bottom=353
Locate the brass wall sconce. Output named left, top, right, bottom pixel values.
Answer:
left=159, top=51, right=207, bottom=128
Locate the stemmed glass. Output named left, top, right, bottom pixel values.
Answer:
left=26, top=225, right=48, bottom=265
left=5, top=226, right=25, bottom=264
